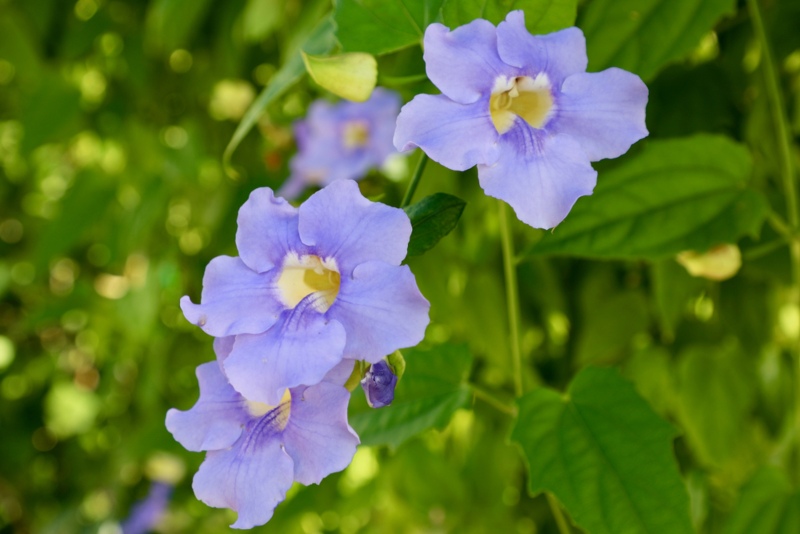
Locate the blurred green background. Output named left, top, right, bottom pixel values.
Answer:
left=2, top=0, right=800, bottom=532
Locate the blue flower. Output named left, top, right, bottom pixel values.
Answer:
left=279, top=88, right=401, bottom=199
left=166, top=348, right=359, bottom=529
left=394, top=11, right=648, bottom=229
left=360, top=360, right=398, bottom=408
left=180, top=180, right=430, bottom=406
left=121, top=482, right=172, bottom=534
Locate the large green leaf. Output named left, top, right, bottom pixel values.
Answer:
left=511, top=367, right=693, bottom=534
left=724, top=468, right=800, bottom=534
left=579, top=0, right=737, bottom=80
left=333, top=0, right=443, bottom=55
left=441, top=0, right=577, bottom=33
left=223, top=17, right=336, bottom=173
left=349, top=344, right=472, bottom=448
left=403, top=193, right=466, bottom=257
left=526, top=135, right=768, bottom=260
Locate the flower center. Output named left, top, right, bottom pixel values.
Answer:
left=342, top=120, right=370, bottom=148
left=276, top=253, right=341, bottom=312
left=489, top=75, right=553, bottom=134
left=246, top=389, right=291, bottom=430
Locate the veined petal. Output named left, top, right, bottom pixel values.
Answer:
left=424, top=20, right=509, bottom=104
left=224, top=302, right=346, bottom=406
left=394, top=94, right=500, bottom=171
left=165, top=362, right=247, bottom=452
left=180, top=256, right=283, bottom=337
left=236, top=188, right=303, bottom=273
left=192, top=438, right=293, bottom=529
left=298, top=180, right=411, bottom=273
left=478, top=130, right=597, bottom=229
left=551, top=68, right=649, bottom=161
left=496, top=11, right=587, bottom=85
left=328, top=261, right=430, bottom=363
left=282, top=382, right=359, bottom=485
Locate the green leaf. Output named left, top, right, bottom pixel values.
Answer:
left=349, top=344, right=472, bottom=447
left=526, top=135, right=769, bottom=260
left=333, top=0, right=443, bottom=55
left=724, top=468, right=800, bottom=534
left=301, top=51, right=377, bottom=102
left=441, top=0, right=577, bottom=33
left=144, top=0, right=215, bottom=54
left=223, top=17, right=335, bottom=175
left=403, top=193, right=466, bottom=257
left=676, top=343, right=756, bottom=466
left=579, top=0, right=737, bottom=80
left=511, top=366, right=693, bottom=534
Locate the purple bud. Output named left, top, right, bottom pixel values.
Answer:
left=360, top=360, right=398, bottom=408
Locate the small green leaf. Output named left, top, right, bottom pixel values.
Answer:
left=349, top=344, right=472, bottom=448
left=526, top=135, right=769, bottom=260
left=223, top=17, right=335, bottom=175
left=676, top=343, right=756, bottom=466
left=580, top=0, right=737, bottom=80
left=403, top=193, right=466, bottom=257
left=442, top=0, right=577, bottom=33
left=724, top=468, right=800, bottom=534
left=301, top=51, right=377, bottom=102
left=511, top=366, right=693, bottom=534
left=333, top=0, right=443, bottom=55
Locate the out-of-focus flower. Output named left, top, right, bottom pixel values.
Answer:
left=180, top=180, right=430, bottom=406
left=394, top=11, right=648, bottom=229
left=676, top=244, right=741, bottom=281
left=278, top=89, right=401, bottom=199
left=166, top=356, right=359, bottom=529
left=360, top=360, right=398, bottom=408
left=121, top=482, right=172, bottom=534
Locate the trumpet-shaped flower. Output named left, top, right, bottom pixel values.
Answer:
left=279, top=88, right=401, bottom=199
left=180, top=180, right=430, bottom=406
left=166, top=352, right=359, bottom=529
left=394, top=11, right=648, bottom=229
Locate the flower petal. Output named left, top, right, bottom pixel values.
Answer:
left=551, top=68, right=649, bottom=161
left=424, top=19, right=509, bottom=104
left=328, top=261, right=429, bottom=363
left=322, top=358, right=357, bottom=387
left=282, top=382, right=359, bottom=485
left=192, top=438, right=294, bottom=529
left=236, top=188, right=303, bottom=273
left=478, top=129, right=597, bottom=229
left=180, top=256, right=284, bottom=337
left=224, top=302, right=347, bottom=406
left=394, top=94, right=500, bottom=171
left=165, top=362, right=247, bottom=452
left=496, top=11, right=587, bottom=85
left=298, top=180, right=411, bottom=273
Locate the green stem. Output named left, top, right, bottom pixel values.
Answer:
left=748, top=0, right=798, bottom=228
left=749, top=0, right=800, bottom=481
left=744, top=238, right=791, bottom=261
left=768, top=211, right=795, bottom=240
left=401, top=153, right=429, bottom=208
left=499, top=201, right=524, bottom=397
left=546, top=493, right=572, bottom=534
left=378, top=73, right=429, bottom=86
left=470, top=385, right=517, bottom=416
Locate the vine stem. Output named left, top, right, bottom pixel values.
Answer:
left=470, top=385, right=517, bottom=416
left=546, top=493, right=572, bottom=534
left=498, top=201, right=524, bottom=397
left=748, top=0, right=800, bottom=480
left=401, top=153, right=429, bottom=208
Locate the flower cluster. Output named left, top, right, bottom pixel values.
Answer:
left=279, top=88, right=401, bottom=199
left=395, top=11, right=648, bottom=229
left=168, top=180, right=430, bottom=527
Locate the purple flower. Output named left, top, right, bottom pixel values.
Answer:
left=121, top=482, right=172, bottom=534
left=279, top=88, right=401, bottom=199
left=360, top=360, right=398, bottom=408
left=180, top=180, right=430, bottom=406
left=394, top=11, right=648, bottom=229
left=166, top=350, right=359, bottom=529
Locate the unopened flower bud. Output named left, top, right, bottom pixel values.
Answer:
left=360, top=360, right=398, bottom=408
